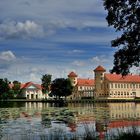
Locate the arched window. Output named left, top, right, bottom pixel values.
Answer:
left=124, top=92, right=126, bottom=95
left=118, top=92, right=120, bottom=96
left=118, top=84, right=120, bottom=88
left=124, top=84, right=126, bottom=88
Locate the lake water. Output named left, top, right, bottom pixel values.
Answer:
left=0, top=102, right=140, bottom=140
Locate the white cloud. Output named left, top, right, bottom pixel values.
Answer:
left=0, top=51, right=16, bottom=61
left=72, top=60, right=86, bottom=67
left=68, top=49, right=84, bottom=54
left=0, top=19, right=108, bottom=42
left=90, top=56, right=109, bottom=64
left=29, top=73, right=40, bottom=82
left=72, top=49, right=84, bottom=53
left=0, top=20, right=44, bottom=40
left=0, top=54, right=114, bottom=83
left=130, top=66, right=140, bottom=75
left=89, top=55, right=114, bottom=74
left=0, top=0, right=117, bottom=82
left=0, top=0, right=106, bottom=31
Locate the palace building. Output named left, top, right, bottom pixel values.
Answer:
left=68, top=66, right=140, bottom=100
left=94, top=65, right=140, bottom=99
left=68, top=72, right=95, bottom=99
left=10, top=82, right=48, bottom=99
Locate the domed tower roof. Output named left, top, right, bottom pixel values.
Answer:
left=68, top=72, right=78, bottom=77
left=94, top=65, right=106, bottom=72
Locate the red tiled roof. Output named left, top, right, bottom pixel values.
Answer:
left=68, top=72, right=78, bottom=77
left=77, top=78, right=95, bottom=86
left=22, top=82, right=42, bottom=89
left=105, top=73, right=140, bottom=83
left=9, top=82, right=42, bottom=89
left=94, top=65, right=106, bottom=72
left=21, top=84, right=26, bottom=88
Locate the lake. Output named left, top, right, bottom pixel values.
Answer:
left=0, top=101, right=140, bottom=140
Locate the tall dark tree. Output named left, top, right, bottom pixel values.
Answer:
left=0, top=78, right=10, bottom=99
left=103, top=0, right=140, bottom=75
left=12, top=81, right=21, bottom=97
left=51, top=78, right=73, bottom=99
left=41, top=74, right=52, bottom=94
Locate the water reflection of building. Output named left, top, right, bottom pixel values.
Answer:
left=96, top=122, right=107, bottom=140
left=69, top=103, right=140, bottom=139
left=95, top=103, right=140, bottom=140
left=22, top=102, right=140, bottom=124
left=108, top=103, right=140, bottom=120
left=25, top=102, right=53, bottom=109
left=93, top=103, right=140, bottom=123
left=1, top=102, right=140, bottom=139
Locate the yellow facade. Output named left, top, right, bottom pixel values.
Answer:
left=94, top=65, right=140, bottom=99
left=68, top=72, right=95, bottom=99
left=104, top=81, right=140, bottom=99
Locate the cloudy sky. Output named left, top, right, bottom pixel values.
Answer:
left=0, top=0, right=119, bottom=83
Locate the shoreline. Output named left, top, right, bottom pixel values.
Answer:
left=1, top=98, right=140, bottom=103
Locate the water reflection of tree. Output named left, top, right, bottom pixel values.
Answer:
left=0, top=101, right=25, bottom=108
left=41, top=108, right=77, bottom=130
left=41, top=114, right=51, bottom=128
left=0, top=118, right=3, bottom=140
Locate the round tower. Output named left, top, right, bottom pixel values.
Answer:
left=94, top=65, right=106, bottom=98
left=68, top=72, right=78, bottom=86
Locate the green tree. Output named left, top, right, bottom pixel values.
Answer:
left=0, top=78, right=10, bottom=99
left=103, top=0, right=140, bottom=75
left=12, top=81, right=21, bottom=98
left=41, top=74, right=52, bottom=94
left=50, top=78, right=73, bottom=100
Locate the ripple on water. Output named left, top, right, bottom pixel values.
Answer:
left=1, top=103, right=140, bottom=140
